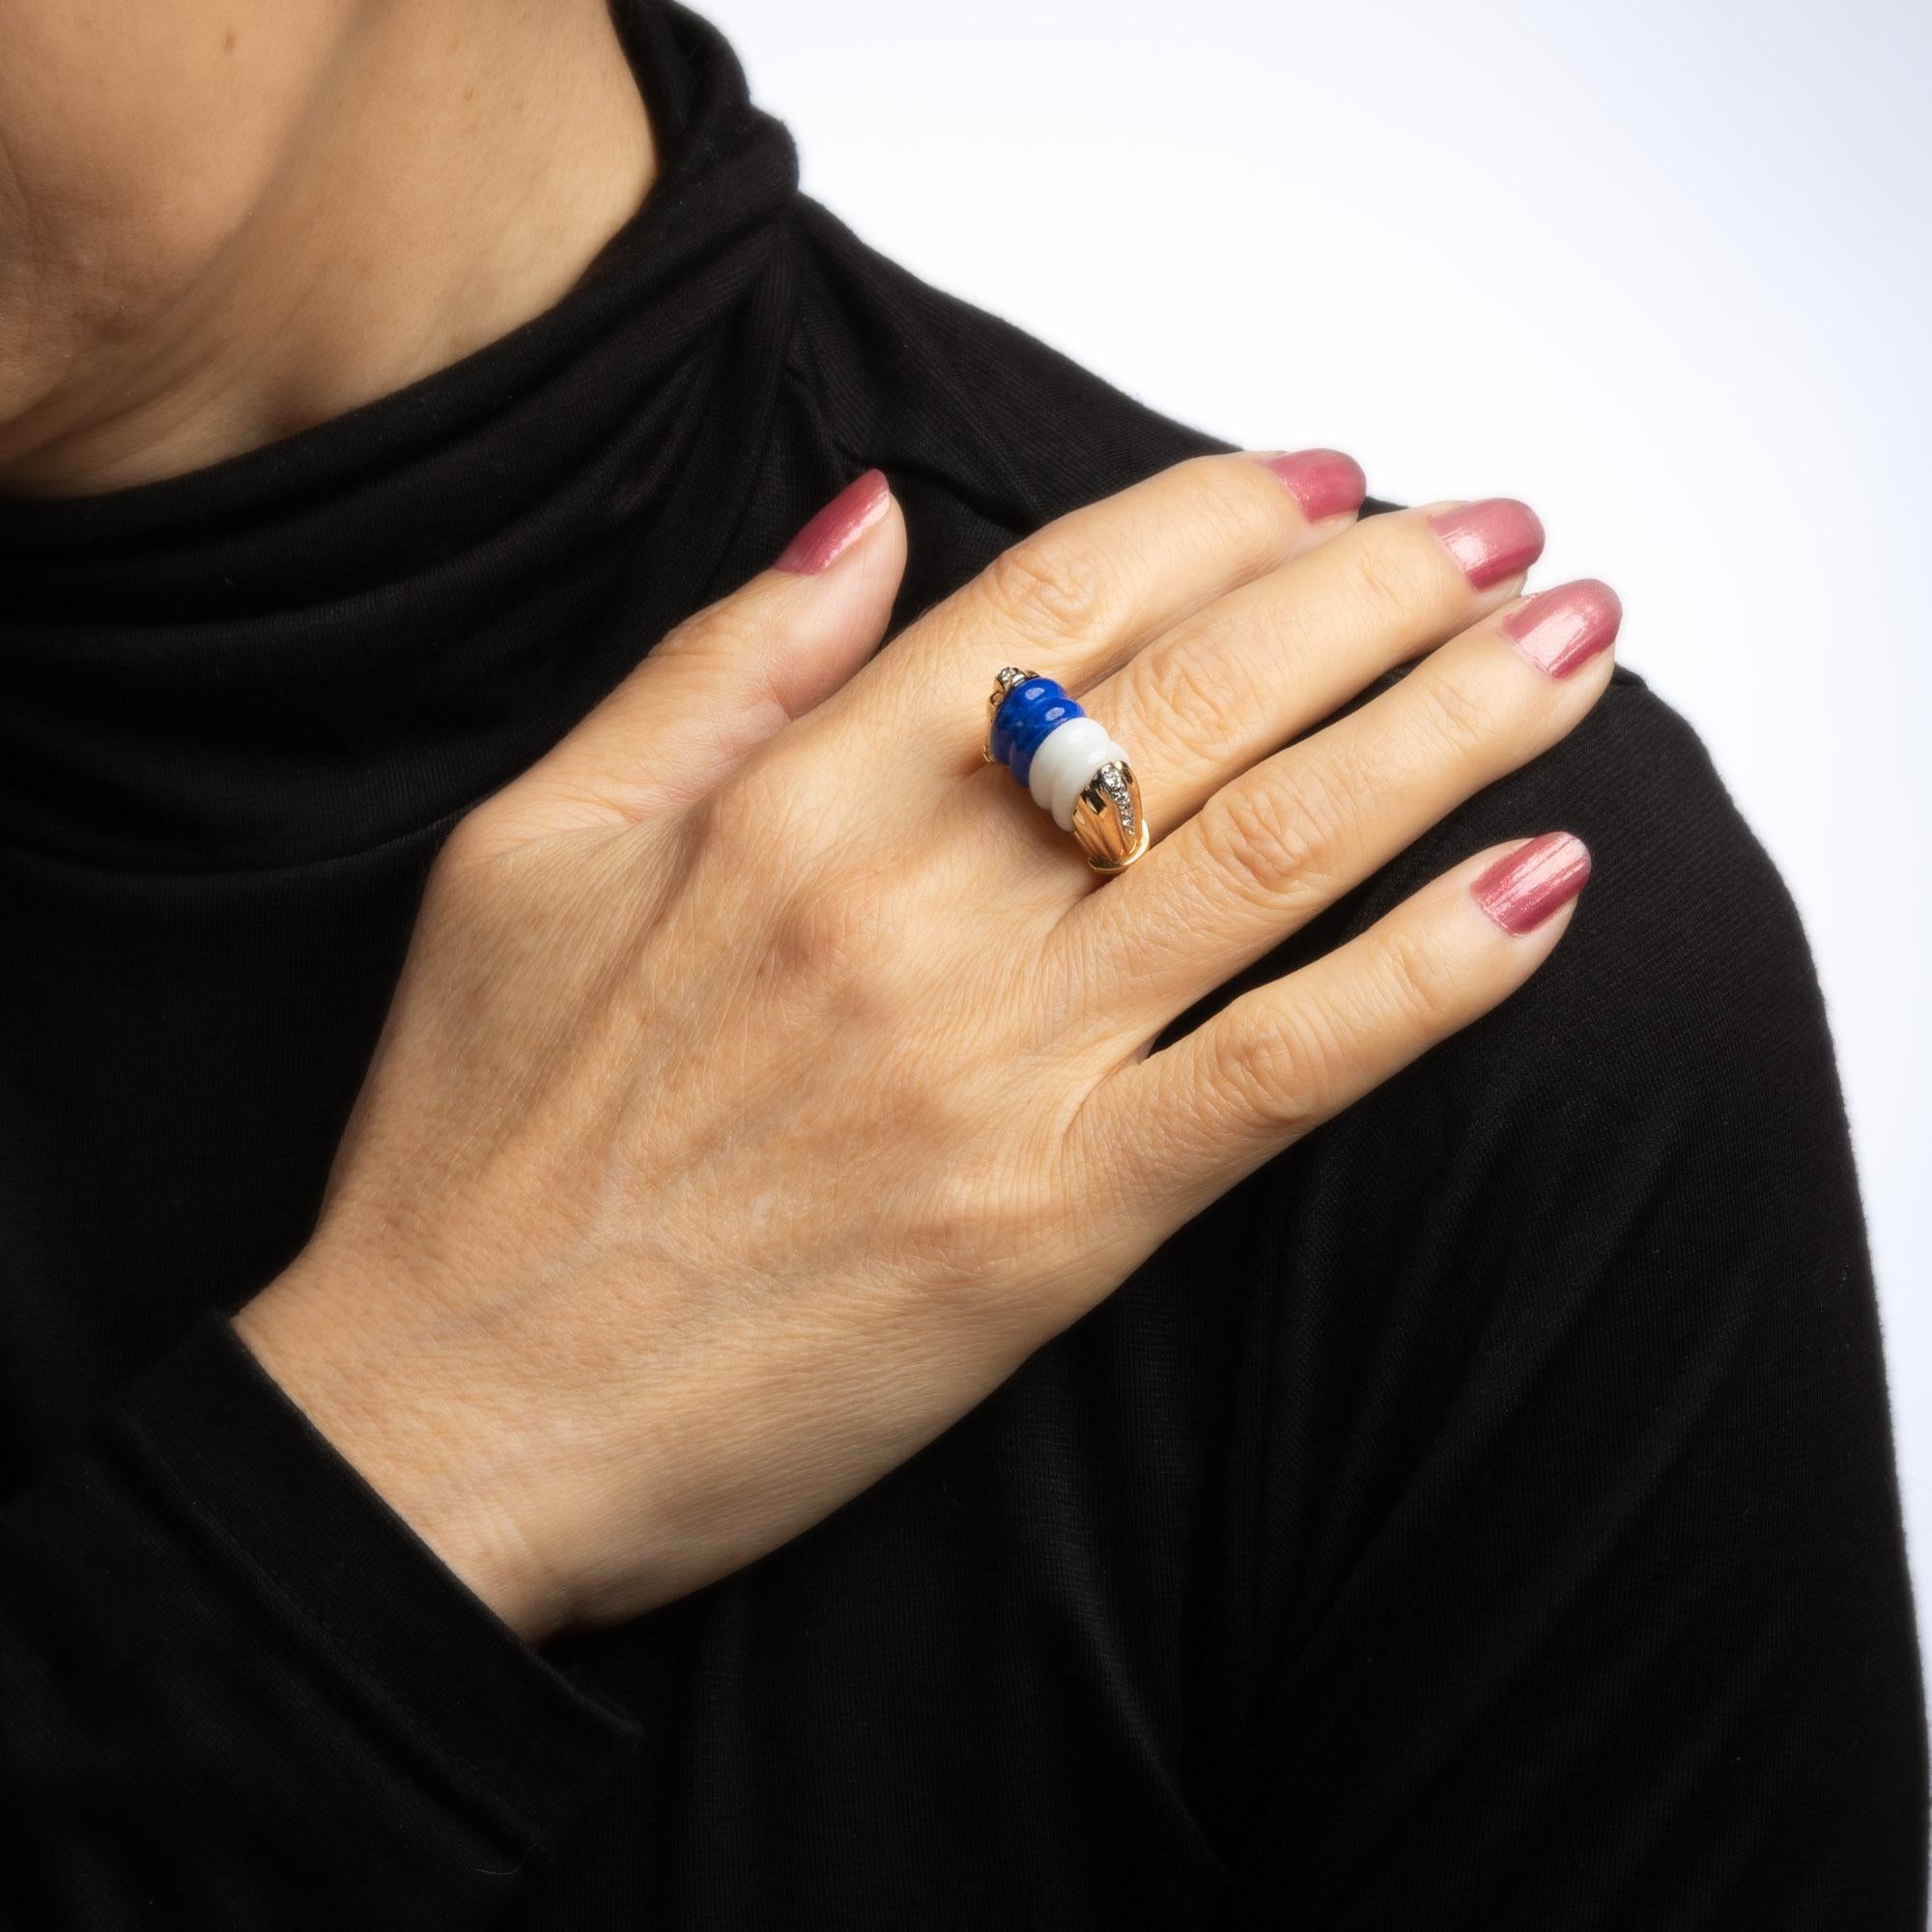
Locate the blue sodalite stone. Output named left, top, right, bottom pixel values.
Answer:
left=992, top=677, right=1084, bottom=788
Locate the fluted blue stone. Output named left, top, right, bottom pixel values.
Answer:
left=992, top=678, right=1085, bottom=788
left=990, top=677, right=1062, bottom=770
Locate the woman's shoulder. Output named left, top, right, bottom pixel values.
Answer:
left=788, top=194, right=1235, bottom=537
left=793, top=204, right=1826, bottom=1092
left=1394, top=661, right=1826, bottom=1117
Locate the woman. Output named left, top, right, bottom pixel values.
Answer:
left=0, top=1, right=1922, bottom=1926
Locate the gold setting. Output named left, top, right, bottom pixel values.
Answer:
left=1070, top=764, right=1149, bottom=872
left=981, top=665, right=1038, bottom=763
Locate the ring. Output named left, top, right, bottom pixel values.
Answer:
left=982, top=668, right=1150, bottom=872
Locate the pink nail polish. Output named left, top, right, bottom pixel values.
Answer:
left=1256, top=448, right=1367, bottom=523
left=1503, top=579, right=1622, bottom=678
left=1429, top=498, right=1546, bottom=589
left=774, top=469, right=891, bottom=574
left=1472, top=833, right=1592, bottom=934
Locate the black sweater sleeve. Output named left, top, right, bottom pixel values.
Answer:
left=1214, top=671, right=1928, bottom=1926
left=0, top=1315, right=638, bottom=1929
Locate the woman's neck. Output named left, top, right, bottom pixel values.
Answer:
left=0, top=0, right=656, bottom=497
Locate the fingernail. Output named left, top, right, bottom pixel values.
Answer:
left=1429, top=498, right=1546, bottom=589
left=1471, top=833, right=1592, bottom=934
left=1255, top=448, right=1367, bottom=522
left=773, top=469, right=891, bottom=574
left=1503, top=579, right=1622, bottom=678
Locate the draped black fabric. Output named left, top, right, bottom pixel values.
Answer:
left=0, top=4, right=1923, bottom=1926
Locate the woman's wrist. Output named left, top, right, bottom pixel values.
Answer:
left=234, top=1262, right=575, bottom=1645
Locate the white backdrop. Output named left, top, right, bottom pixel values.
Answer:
left=699, top=0, right=1932, bottom=1654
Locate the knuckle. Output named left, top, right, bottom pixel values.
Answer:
left=1135, top=627, right=1253, bottom=759
left=652, top=602, right=716, bottom=660
left=907, top=1158, right=1003, bottom=1290
left=1214, top=1006, right=1331, bottom=1135
left=766, top=884, right=885, bottom=1005
left=1277, top=753, right=1365, bottom=893
left=656, top=579, right=770, bottom=661
left=1174, top=454, right=1282, bottom=556
left=1412, top=662, right=1504, bottom=766
left=1195, top=766, right=1337, bottom=911
left=1369, top=920, right=1463, bottom=1036
left=426, top=800, right=521, bottom=913
left=977, top=531, right=1113, bottom=647
left=435, top=807, right=498, bottom=878
left=1347, top=526, right=1444, bottom=634
left=691, top=758, right=801, bottom=886
left=764, top=856, right=914, bottom=1030
left=1196, top=782, right=1307, bottom=904
left=693, top=758, right=903, bottom=1017
left=667, top=598, right=755, bottom=665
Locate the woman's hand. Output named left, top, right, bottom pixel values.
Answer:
left=236, top=452, right=1616, bottom=1641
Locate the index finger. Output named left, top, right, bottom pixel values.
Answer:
left=816, top=448, right=1367, bottom=763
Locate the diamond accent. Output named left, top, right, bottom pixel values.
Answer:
left=1096, top=761, right=1135, bottom=839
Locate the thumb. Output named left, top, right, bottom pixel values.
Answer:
left=483, top=470, right=905, bottom=845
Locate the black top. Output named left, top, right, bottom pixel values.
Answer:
left=0, top=5, right=1922, bottom=1926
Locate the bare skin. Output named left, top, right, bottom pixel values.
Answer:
left=0, top=0, right=653, bottom=494
left=5, top=4, right=1607, bottom=1645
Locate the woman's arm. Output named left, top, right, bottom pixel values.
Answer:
left=6, top=449, right=1613, bottom=1921
left=237, top=454, right=1600, bottom=1639
left=0, top=1318, right=637, bottom=1927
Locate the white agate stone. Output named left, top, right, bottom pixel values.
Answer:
left=1051, top=733, right=1128, bottom=830
left=1027, top=715, right=1112, bottom=818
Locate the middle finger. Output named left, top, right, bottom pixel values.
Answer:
left=1077, top=497, right=1547, bottom=838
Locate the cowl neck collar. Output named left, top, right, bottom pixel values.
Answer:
left=0, top=2, right=803, bottom=871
